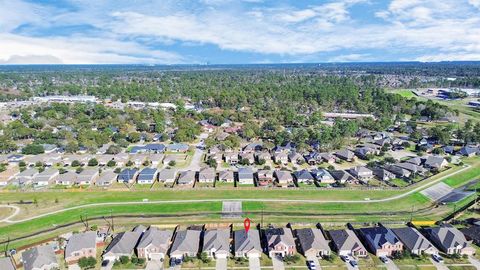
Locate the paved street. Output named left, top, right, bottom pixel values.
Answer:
left=146, top=260, right=163, bottom=270
left=272, top=256, right=285, bottom=270
left=429, top=258, right=449, bottom=270
left=216, top=258, right=228, bottom=270
left=468, top=256, right=480, bottom=269
left=249, top=256, right=261, bottom=270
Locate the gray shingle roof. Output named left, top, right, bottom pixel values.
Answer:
left=65, top=231, right=97, bottom=258
left=202, top=229, right=230, bottom=253
left=329, top=229, right=366, bottom=253
left=138, top=168, right=157, bottom=181
left=359, top=226, right=401, bottom=249
left=170, top=230, right=201, bottom=255
left=391, top=227, right=436, bottom=253
left=22, top=245, right=58, bottom=270
left=137, top=227, right=173, bottom=254
left=266, top=227, right=295, bottom=249
left=104, top=231, right=142, bottom=256
left=158, top=168, right=177, bottom=180
left=234, top=229, right=262, bottom=254
left=424, top=224, right=471, bottom=251
left=296, top=228, right=330, bottom=254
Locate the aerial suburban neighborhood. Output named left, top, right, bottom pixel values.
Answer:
left=1, top=0, right=480, bottom=268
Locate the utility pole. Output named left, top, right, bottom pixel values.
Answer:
left=261, top=206, right=264, bottom=230
left=111, top=209, right=114, bottom=232
left=409, top=205, right=414, bottom=223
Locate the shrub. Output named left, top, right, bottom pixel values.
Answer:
left=119, top=256, right=129, bottom=264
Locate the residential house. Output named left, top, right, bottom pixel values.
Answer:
left=274, top=170, right=294, bottom=186
left=296, top=228, right=331, bottom=258
left=349, top=166, right=373, bottom=183
left=311, top=169, right=335, bottom=184
left=65, top=231, right=97, bottom=264
left=158, top=169, right=177, bottom=184
left=218, top=170, right=234, bottom=183
left=22, top=245, right=59, bottom=270
left=354, top=146, right=377, bottom=160
left=328, top=229, right=368, bottom=257
left=137, top=227, right=173, bottom=261
left=118, top=168, right=139, bottom=184
left=256, top=170, right=273, bottom=186
left=167, top=143, right=189, bottom=153
left=319, top=153, right=336, bottom=164
left=372, top=168, right=396, bottom=181
left=32, top=168, right=59, bottom=188
left=255, top=151, right=271, bottom=163
left=424, top=156, right=448, bottom=170
left=391, top=227, right=438, bottom=255
left=265, top=227, right=296, bottom=257
left=0, top=257, right=15, bottom=270
left=103, top=230, right=143, bottom=261
left=177, top=170, right=196, bottom=186
left=243, top=142, right=263, bottom=153
left=406, top=157, right=423, bottom=166
left=137, top=168, right=158, bottom=184
left=293, top=170, right=315, bottom=184
left=169, top=230, right=201, bottom=259
left=198, top=167, right=216, bottom=183
left=202, top=229, right=230, bottom=259
left=458, top=146, right=478, bottom=157
left=423, top=224, right=476, bottom=255
left=394, top=162, right=427, bottom=176
left=224, top=152, right=239, bottom=165
left=0, top=166, right=18, bottom=187
left=237, top=167, right=254, bottom=185
left=460, top=226, right=480, bottom=246
left=335, top=149, right=355, bottom=162
left=273, top=152, right=288, bottom=165
left=239, top=152, right=255, bottom=165
left=358, top=226, right=404, bottom=257
left=288, top=152, right=304, bottom=164
left=96, top=170, right=117, bottom=186
left=234, top=229, right=262, bottom=258
left=443, top=145, right=455, bottom=155
left=384, top=165, right=412, bottom=179
left=56, top=171, right=77, bottom=186
left=13, top=168, right=38, bottom=186
left=75, top=168, right=99, bottom=185
left=130, top=143, right=166, bottom=154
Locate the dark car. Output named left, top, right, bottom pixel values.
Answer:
left=101, top=260, right=110, bottom=267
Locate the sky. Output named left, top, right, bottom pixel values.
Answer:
left=1, top=0, right=480, bottom=64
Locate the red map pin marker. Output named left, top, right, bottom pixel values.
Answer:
left=244, top=218, right=251, bottom=233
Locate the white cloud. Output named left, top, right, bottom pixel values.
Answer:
left=469, top=0, right=480, bottom=8
left=0, top=33, right=184, bottom=64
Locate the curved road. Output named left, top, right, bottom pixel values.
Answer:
left=0, top=205, right=20, bottom=223
left=0, top=164, right=472, bottom=224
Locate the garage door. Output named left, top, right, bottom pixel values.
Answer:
left=149, top=253, right=164, bottom=261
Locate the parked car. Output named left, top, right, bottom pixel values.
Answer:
left=350, top=260, right=358, bottom=268
left=341, top=255, right=350, bottom=262
left=307, top=260, right=316, bottom=270
left=432, top=254, right=444, bottom=263
left=101, top=260, right=109, bottom=267
left=380, top=256, right=389, bottom=263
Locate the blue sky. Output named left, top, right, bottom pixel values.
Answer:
left=1, top=0, right=480, bottom=64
